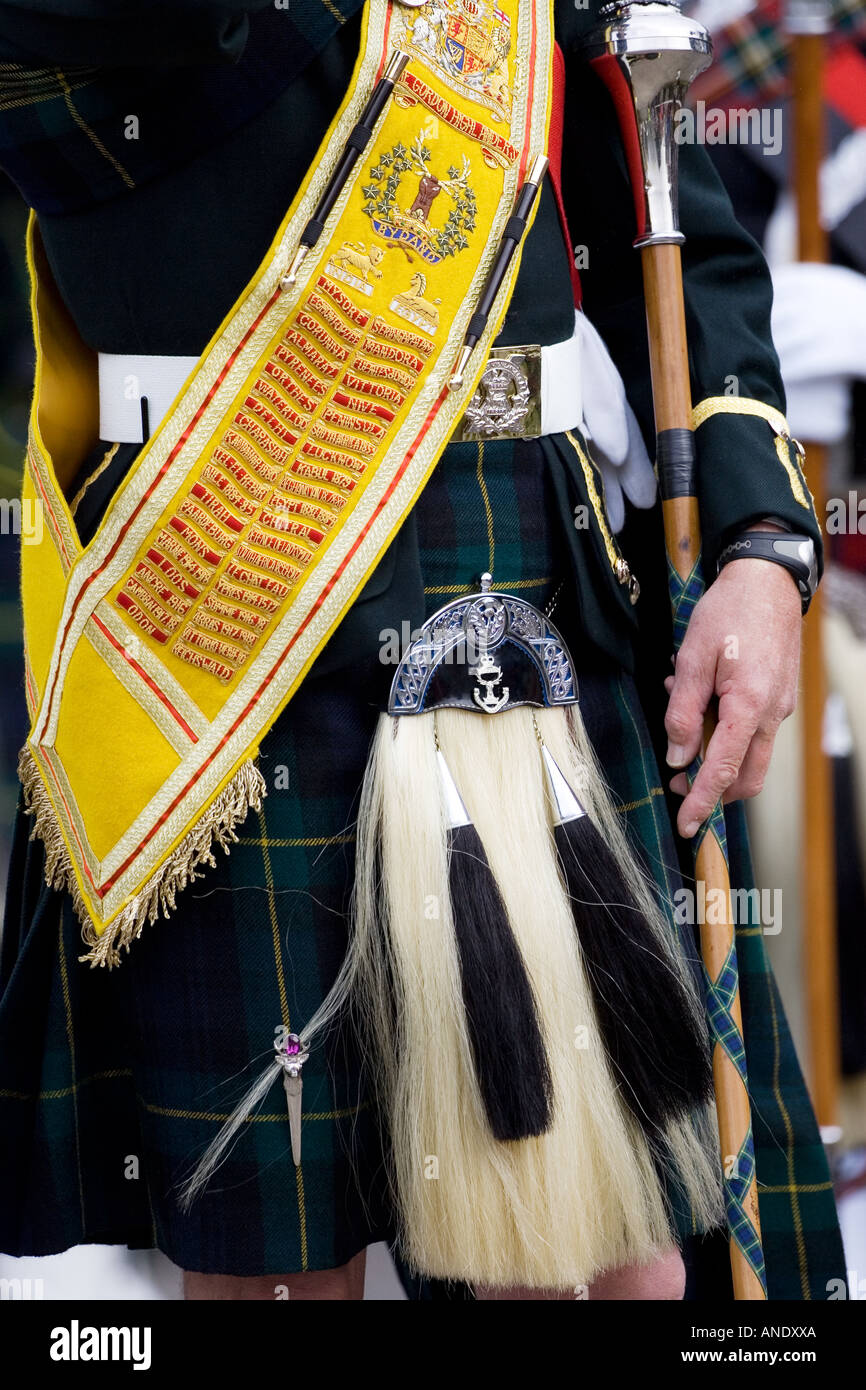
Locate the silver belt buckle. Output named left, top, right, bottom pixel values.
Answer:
left=453, top=344, right=542, bottom=442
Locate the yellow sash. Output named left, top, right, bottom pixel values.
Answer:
left=19, top=0, right=554, bottom=964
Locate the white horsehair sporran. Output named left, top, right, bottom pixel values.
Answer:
left=181, top=574, right=722, bottom=1289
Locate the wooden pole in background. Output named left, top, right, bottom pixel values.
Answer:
left=788, top=1, right=840, bottom=1133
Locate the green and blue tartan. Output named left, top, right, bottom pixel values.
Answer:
left=0, top=0, right=367, bottom=214
left=0, top=432, right=846, bottom=1297
left=0, top=0, right=846, bottom=1299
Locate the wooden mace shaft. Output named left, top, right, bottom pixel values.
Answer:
left=642, top=242, right=765, bottom=1301
left=791, top=29, right=840, bottom=1130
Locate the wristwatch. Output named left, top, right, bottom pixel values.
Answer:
left=716, top=526, right=819, bottom=615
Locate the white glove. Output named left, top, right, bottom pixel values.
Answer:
left=770, top=262, right=866, bottom=444
left=576, top=310, right=657, bottom=533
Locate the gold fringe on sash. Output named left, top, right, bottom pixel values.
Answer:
left=17, top=745, right=266, bottom=968
left=18, top=0, right=554, bottom=948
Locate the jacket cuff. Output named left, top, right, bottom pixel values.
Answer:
left=690, top=396, right=823, bottom=577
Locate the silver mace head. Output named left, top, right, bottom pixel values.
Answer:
left=582, top=2, right=712, bottom=249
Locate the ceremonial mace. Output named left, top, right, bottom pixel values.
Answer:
left=583, top=1, right=767, bottom=1300
left=785, top=0, right=840, bottom=1138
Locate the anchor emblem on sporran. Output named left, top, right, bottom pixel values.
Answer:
left=470, top=649, right=509, bottom=713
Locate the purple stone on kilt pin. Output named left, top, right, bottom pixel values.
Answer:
left=275, top=1031, right=309, bottom=1166
left=275, top=1030, right=309, bottom=1078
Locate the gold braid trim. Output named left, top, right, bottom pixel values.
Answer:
left=18, top=744, right=266, bottom=968
left=691, top=395, right=812, bottom=511
left=565, top=431, right=621, bottom=573
left=564, top=431, right=638, bottom=599
left=68, top=441, right=120, bottom=518
left=772, top=436, right=813, bottom=511
left=691, top=395, right=788, bottom=435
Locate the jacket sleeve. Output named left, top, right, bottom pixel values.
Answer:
left=558, top=39, right=821, bottom=577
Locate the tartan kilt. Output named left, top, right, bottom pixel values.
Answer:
left=0, top=430, right=845, bottom=1296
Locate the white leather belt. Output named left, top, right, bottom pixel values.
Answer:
left=96, top=312, right=658, bottom=537
left=96, top=320, right=583, bottom=445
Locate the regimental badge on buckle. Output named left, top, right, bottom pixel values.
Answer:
left=453, top=345, right=542, bottom=442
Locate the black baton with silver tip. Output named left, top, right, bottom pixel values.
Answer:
left=449, top=154, right=549, bottom=388
left=281, top=49, right=410, bottom=288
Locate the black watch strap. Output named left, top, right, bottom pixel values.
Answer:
left=716, top=531, right=819, bottom=614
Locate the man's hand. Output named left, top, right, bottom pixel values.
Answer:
left=664, top=549, right=802, bottom=838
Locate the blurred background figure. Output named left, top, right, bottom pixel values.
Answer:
left=688, top=0, right=866, bottom=1283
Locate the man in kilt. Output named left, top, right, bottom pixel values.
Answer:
left=0, top=0, right=846, bottom=1300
